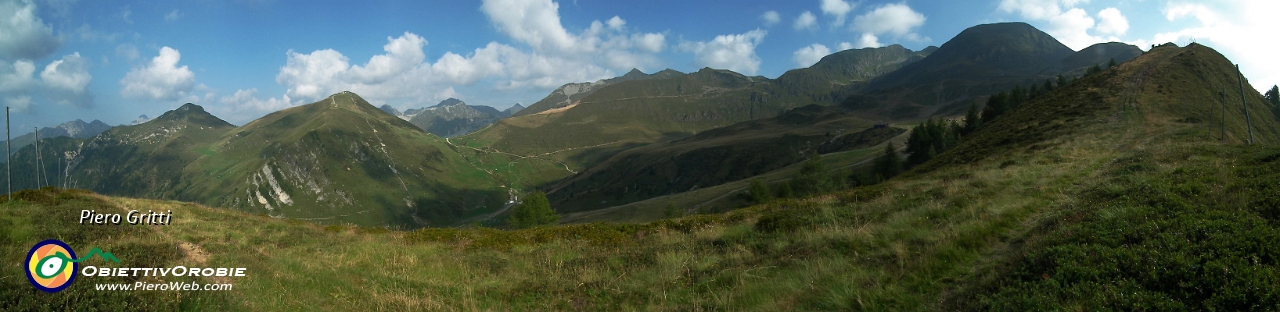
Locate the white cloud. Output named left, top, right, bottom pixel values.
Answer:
left=40, top=52, right=90, bottom=93
left=760, top=10, right=780, bottom=26
left=1095, top=7, right=1128, bottom=35
left=794, top=11, right=817, bottom=30
left=0, top=0, right=62, bottom=60
left=0, top=59, right=36, bottom=92
left=233, top=0, right=668, bottom=123
left=632, top=33, right=665, bottom=53
left=120, top=46, right=196, bottom=101
left=792, top=43, right=831, bottom=67
left=606, top=16, right=625, bottom=30
left=837, top=42, right=855, bottom=50
left=217, top=88, right=294, bottom=117
left=1043, top=7, right=1099, bottom=50
left=349, top=32, right=427, bottom=84
left=855, top=33, right=882, bottom=48
left=853, top=3, right=927, bottom=39
left=41, top=52, right=92, bottom=107
left=164, top=9, right=183, bottom=22
left=480, top=0, right=579, bottom=54
left=996, top=0, right=1122, bottom=50
left=679, top=29, right=767, bottom=75
left=820, top=0, right=855, bottom=27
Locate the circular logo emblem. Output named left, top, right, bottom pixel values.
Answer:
left=25, top=239, right=78, bottom=293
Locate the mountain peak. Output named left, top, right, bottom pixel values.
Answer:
left=153, top=103, right=232, bottom=128
left=623, top=68, right=646, bottom=77
left=433, top=98, right=465, bottom=107
left=176, top=103, right=203, bottom=112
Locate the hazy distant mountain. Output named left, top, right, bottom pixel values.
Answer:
left=378, top=104, right=401, bottom=116
left=503, top=104, right=525, bottom=116
left=404, top=98, right=514, bottom=137
left=2, top=119, right=112, bottom=161
left=515, top=68, right=684, bottom=116
left=130, top=115, right=151, bottom=125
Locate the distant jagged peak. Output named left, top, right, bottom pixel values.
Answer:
left=130, top=115, right=151, bottom=125
left=433, top=98, right=466, bottom=108
left=623, top=68, right=646, bottom=77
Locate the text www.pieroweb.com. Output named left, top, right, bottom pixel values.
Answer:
left=95, top=281, right=233, bottom=291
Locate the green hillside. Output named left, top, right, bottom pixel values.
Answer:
left=5, top=41, right=1279, bottom=310
left=544, top=105, right=899, bottom=213
left=774, top=44, right=934, bottom=103
left=2, top=93, right=512, bottom=228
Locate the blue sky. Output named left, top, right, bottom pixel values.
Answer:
left=1, top=0, right=1275, bottom=129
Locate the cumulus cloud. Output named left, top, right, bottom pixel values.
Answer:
left=852, top=3, right=927, bottom=41
left=0, top=59, right=36, bottom=92
left=1095, top=7, right=1128, bottom=35
left=760, top=11, right=780, bottom=26
left=996, top=0, right=1124, bottom=50
left=40, top=52, right=92, bottom=106
left=0, top=0, right=62, bottom=60
left=855, top=33, right=882, bottom=48
left=837, top=42, right=855, bottom=51
left=679, top=29, right=767, bottom=75
left=602, top=16, right=624, bottom=31
left=219, top=0, right=669, bottom=123
left=217, top=88, right=294, bottom=116
left=481, top=0, right=579, bottom=53
left=794, top=11, right=817, bottom=30
left=267, top=0, right=666, bottom=109
left=820, top=0, right=855, bottom=27
left=792, top=43, right=831, bottom=68
left=120, top=46, right=196, bottom=101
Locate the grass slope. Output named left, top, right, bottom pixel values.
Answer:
left=545, top=105, right=896, bottom=213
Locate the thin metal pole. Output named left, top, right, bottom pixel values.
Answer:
left=1237, top=64, right=1254, bottom=145
left=34, top=127, right=40, bottom=188
left=5, top=107, right=8, bottom=202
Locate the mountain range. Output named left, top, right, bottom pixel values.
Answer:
left=8, top=35, right=1280, bottom=310
left=380, top=98, right=525, bottom=138
left=0, top=22, right=1206, bottom=229
left=1, top=119, right=111, bottom=162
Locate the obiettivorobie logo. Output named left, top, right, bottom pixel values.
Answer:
left=24, top=239, right=120, bottom=293
left=25, top=239, right=248, bottom=293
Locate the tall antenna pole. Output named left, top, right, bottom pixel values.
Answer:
left=34, top=127, right=41, bottom=188
left=1237, top=64, right=1254, bottom=145
left=5, top=106, right=8, bottom=202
